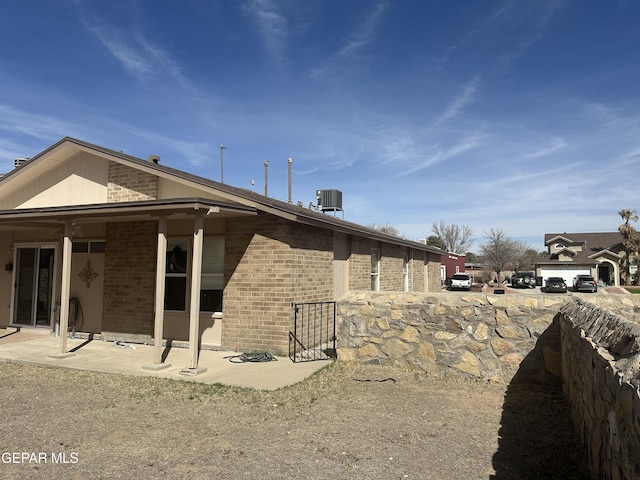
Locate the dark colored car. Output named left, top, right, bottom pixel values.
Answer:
left=544, top=277, right=567, bottom=293
left=573, top=275, right=598, bottom=293
left=511, top=271, right=536, bottom=289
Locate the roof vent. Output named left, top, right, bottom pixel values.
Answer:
left=14, top=157, right=30, bottom=168
left=147, top=154, right=160, bottom=164
left=316, top=189, right=343, bottom=216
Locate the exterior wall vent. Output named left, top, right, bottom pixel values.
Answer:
left=316, top=189, right=343, bottom=215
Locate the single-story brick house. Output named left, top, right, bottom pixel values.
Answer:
left=535, top=232, right=637, bottom=286
left=0, top=137, right=442, bottom=369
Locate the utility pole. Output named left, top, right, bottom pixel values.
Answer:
left=219, top=145, right=227, bottom=183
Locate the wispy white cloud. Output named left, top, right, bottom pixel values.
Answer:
left=405, top=135, right=485, bottom=175
left=432, top=76, right=481, bottom=127
left=519, top=137, right=566, bottom=160
left=310, top=1, right=389, bottom=80
left=76, top=4, right=192, bottom=89
left=0, top=105, right=74, bottom=141
left=338, top=1, right=389, bottom=58
left=497, top=0, right=567, bottom=66
left=242, top=0, right=289, bottom=64
left=81, top=20, right=155, bottom=79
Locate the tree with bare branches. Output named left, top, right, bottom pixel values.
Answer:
left=368, top=223, right=403, bottom=238
left=431, top=220, right=473, bottom=254
left=478, top=228, right=518, bottom=282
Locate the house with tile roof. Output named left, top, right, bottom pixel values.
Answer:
left=535, top=232, right=636, bottom=287
left=0, top=137, right=442, bottom=371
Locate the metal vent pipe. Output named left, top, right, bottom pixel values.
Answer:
left=264, top=160, right=269, bottom=196
left=288, top=157, right=293, bottom=203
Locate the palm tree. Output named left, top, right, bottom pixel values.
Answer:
left=618, top=209, right=639, bottom=285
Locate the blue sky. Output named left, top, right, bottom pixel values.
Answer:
left=1, top=1, right=638, bottom=251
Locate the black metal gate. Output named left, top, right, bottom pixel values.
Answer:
left=289, top=301, right=336, bottom=362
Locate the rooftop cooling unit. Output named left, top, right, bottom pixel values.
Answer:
left=14, top=157, right=29, bottom=168
left=316, top=189, right=343, bottom=217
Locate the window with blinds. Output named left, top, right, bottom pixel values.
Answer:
left=200, top=237, right=224, bottom=313
left=164, top=237, right=224, bottom=313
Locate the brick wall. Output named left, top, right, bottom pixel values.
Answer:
left=380, top=243, right=405, bottom=291
left=223, top=215, right=335, bottom=354
left=102, top=221, right=156, bottom=337
left=349, top=236, right=373, bottom=291
left=426, top=252, right=441, bottom=292
left=223, top=215, right=295, bottom=354
left=288, top=223, right=334, bottom=303
left=107, top=162, right=158, bottom=202
left=410, top=250, right=425, bottom=292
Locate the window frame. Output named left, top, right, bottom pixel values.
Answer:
left=371, top=248, right=380, bottom=291
left=165, top=238, right=190, bottom=312
left=199, top=237, right=224, bottom=314
left=164, top=236, right=225, bottom=314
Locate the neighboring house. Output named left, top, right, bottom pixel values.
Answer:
left=440, top=252, right=466, bottom=284
left=535, top=232, right=636, bottom=286
left=0, top=137, right=442, bottom=368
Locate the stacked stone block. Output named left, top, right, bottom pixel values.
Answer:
left=337, top=291, right=566, bottom=381
left=560, top=299, right=640, bottom=480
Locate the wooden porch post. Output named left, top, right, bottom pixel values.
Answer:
left=55, top=221, right=73, bottom=356
left=187, top=213, right=205, bottom=371
left=152, top=216, right=167, bottom=366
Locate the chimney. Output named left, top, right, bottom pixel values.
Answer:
left=264, top=160, right=269, bottom=196
left=147, top=154, right=160, bottom=164
left=288, top=157, right=293, bottom=203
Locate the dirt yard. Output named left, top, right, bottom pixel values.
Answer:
left=0, top=361, right=589, bottom=479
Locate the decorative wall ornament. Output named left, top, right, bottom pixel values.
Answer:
left=78, top=260, right=99, bottom=289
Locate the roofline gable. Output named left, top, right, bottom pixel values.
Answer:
left=545, top=234, right=583, bottom=246
left=1, top=137, right=441, bottom=254
left=588, top=249, right=622, bottom=260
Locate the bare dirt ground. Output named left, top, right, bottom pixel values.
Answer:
left=0, top=361, right=589, bottom=479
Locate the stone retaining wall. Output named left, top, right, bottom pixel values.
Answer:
left=336, top=291, right=567, bottom=382
left=337, top=291, right=640, bottom=382
left=336, top=291, right=640, bottom=479
left=559, top=299, right=640, bottom=480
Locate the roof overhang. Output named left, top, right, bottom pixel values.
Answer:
left=0, top=198, right=256, bottom=231
left=588, top=249, right=622, bottom=261
left=545, top=235, right=583, bottom=247
left=0, top=137, right=442, bottom=253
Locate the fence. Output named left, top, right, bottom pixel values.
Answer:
left=289, top=301, right=336, bottom=362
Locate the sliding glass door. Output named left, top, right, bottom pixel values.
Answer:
left=13, top=245, right=56, bottom=327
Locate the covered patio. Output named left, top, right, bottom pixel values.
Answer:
left=0, top=198, right=256, bottom=373
left=0, top=328, right=330, bottom=390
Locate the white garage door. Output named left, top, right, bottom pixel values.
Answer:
left=539, top=266, right=591, bottom=284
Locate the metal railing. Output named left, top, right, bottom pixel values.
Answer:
left=289, top=301, right=336, bottom=362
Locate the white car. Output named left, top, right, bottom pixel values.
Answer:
left=449, top=273, right=472, bottom=291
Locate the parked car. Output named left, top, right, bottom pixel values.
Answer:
left=511, top=271, right=536, bottom=289
left=449, top=273, right=472, bottom=291
left=544, top=277, right=567, bottom=293
left=573, top=275, right=597, bottom=293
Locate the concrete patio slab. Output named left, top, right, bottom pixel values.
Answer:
left=0, top=328, right=332, bottom=390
